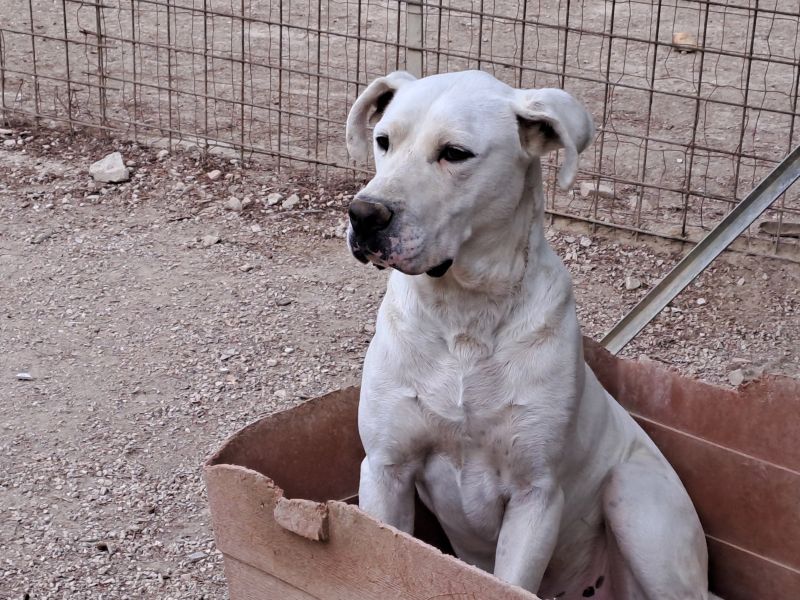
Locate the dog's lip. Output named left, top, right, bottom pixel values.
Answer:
left=425, top=259, right=453, bottom=278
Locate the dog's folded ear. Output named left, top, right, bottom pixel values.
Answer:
left=346, top=71, right=417, bottom=164
left=513, top=88, right=595, bottom=190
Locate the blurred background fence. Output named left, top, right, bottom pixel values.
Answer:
left=2, top=0, right=799, bottom=256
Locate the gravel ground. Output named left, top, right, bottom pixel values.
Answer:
left=1, top=128, right=797, bottom=599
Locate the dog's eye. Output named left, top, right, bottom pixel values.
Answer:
left=375, top=135, right=389, bottom=152
left=438, top=145, right=475, bottom=163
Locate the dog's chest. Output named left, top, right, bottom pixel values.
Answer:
left=412, top=333, right=547, bottom=486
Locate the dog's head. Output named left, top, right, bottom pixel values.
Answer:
left=345, top=70, right=594, bottom=277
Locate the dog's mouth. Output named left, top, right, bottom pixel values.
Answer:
left=425, top=259, right=453, bottom=278
left=349, top=231, right=451, bottom=276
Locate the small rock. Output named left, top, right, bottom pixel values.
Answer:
left=200, top=234, right=220, bottom=248
left=334, top=221, right=348, bottom=239
left=220, top=349, right=238, bottom=361
left=696, top=297, right=707, bottom=306
left=0, top=128, right=12, bottom=136
left=250, top=223, right=263, bottom=233
left=206, top=169, right=222, bottom=181
left=579, top=181, right=614, bottom=199
left=624, top=276, right=642, bottom=291
left=157, top=149, right=169, bottom=160
left=673, top=32, right=698, bottom=52
left=3, top=139, right=16, bottom=148
left=283, top=347, right=294, bottom=354
left=728, top=369, right=745, bottom=387
left=186, top=551, right=207, bottom=563
left=266, top=192, right=283, bottom=206
left=89, top=152, right=130, bottom=183
left=736, top=277, right=745, bottom=286
left=579, top=236, right=592, bottom=248
left=266, top=359, right=278, bottom=367
left=224, top=197, right=242, bottom=212
left=16, top=372, right=34, bottom=381
left=238, top=264, right=253, bottom=272
left=282, top=194, right=300, bottom=210
left=30, top=231, right=53, bottom=245
left=275, top=298, right=292, bottom=307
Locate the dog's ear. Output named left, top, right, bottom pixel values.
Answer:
left=513, top=88, right=595, bottom=190
left=346, top=71, right=417, bottom=164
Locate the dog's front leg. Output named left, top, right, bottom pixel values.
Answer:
left=359, top=456, right=416, bottom=534
left=494, top=483, right=564, bottom=592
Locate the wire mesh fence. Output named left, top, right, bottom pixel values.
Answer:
left=2, top=0, right=799, bottom=256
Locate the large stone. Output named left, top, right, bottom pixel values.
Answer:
left=89, top=152, right=130, bottom=183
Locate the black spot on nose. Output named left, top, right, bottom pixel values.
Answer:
left=595, top=575, right=605, bottom=589
left=582, top=586, right=595, bottom=597
left=349, top=198, right=393, bottom=235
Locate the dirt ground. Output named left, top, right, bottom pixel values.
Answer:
left=1, top=127, right=798, bottom=599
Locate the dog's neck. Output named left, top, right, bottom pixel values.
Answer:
left=412, top=158, right=548, bottom=300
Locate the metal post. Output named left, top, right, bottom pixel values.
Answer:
left=602, top=145, right=800, bottom=355
left=94, top=0, right=107, bottom=131
left=405, top=0, right=423, bottom=77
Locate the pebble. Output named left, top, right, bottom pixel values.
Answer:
left=696, top=297, right=707, bottom=306
left=224, top=197, right=242, bottom=212
left=186, top=551, right=207, bottom=563
left=334, top=222, right=348, bottom=239
left=275, top=298, right=292, bottom=306
left=89, top=152, right=130, bottom=183
left=624, top=276, right=642, bottom=291
left=579, top=236, right=592, bottom=248
left=250, top=224, right=263, bottom=233
left=728, top=369, right=745, bottom=387
left=200, top=234, right=220, bottom=247
left=266, top=192, right=283, bottom=206
left=157, top=149, right=169, bottom=160
left=220, top=349, right=238, bottom=361
left=238, top=264, right=253, bottom=272
left=206, top=169, right=222, bottom=181
left=16, top=372, right=34, bottom=381
left=282, top=194, right=300, bottom=210
left=673, top=31, right=698, bottom=53
left=4, top=139, right=16, bottom=148
left=579, top=182, right=614, bottom=199
left=30, top=231, right=53, bottom=245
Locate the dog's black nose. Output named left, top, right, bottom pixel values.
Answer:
left=349, top=199, right=393, bottom=235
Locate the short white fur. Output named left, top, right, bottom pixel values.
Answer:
left=347, top=70, right=711, bottom=600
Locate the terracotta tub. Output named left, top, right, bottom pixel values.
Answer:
left=205, top=339, right=800, bottom=599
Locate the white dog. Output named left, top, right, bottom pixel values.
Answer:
left=346, top=70, right=710, bottom=600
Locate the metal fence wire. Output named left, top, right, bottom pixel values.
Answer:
left=2, top=0, right=799, bottom=256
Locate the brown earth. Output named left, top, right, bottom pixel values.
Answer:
left=0, top=128, right=797, bottom=599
